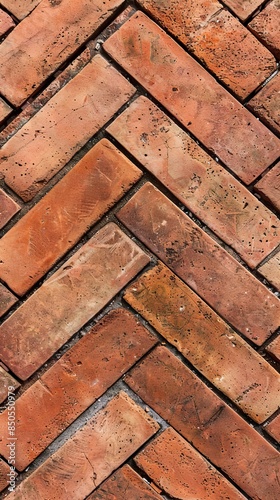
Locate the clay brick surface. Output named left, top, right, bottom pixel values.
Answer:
left=258, top=251, right=280, bottom=290
left=266, top=335, right=280, bottom=362
left=138, top=0, right=276, bottom=99
left=265, top=414, right=280, bottom=443
left=0, top=459, right=10, bottom=493
left=108, top=96, right=280, bottom=267
left=222, top=0, right=265, bottom=20
left=0, top=139, right=141, bottom=296
left=0, top=55, right=135, bottom=201
left=0, top=283, right=17, bottom=318
left=0, top=0, right=125, bottom=106
left=118, top=183, right=280, bottom=344
left=6, top=392, right=159, bottom=500
left=0, top=1, right=41, bottom=20
left=0, top=189, right=20, bottom=230
left=248, top=73, right=280, bottom=137
left=0, top=223, right=149, bottom=380
left=135, top=427, right=245, bottom=499
left=0, top=367, right=20, bottom=404
left=88, top=465, right=162, bottom=499
left=104, top=11, right=280, bottom=184
left=0, top=308, right=156, bottom=470
left=0, top=98, right=12, bottom=125
left=255, top=161, right=280, bottom=211
left=126, top=346, right=280, bottom=500
left=124, top=262, right=280, bottom=422
left=0, top=9, right=14, bottom=36
left=249, top=0, right=280, bottom=59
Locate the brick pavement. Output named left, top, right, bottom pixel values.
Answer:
left=0, top=1, right=279, bottom=499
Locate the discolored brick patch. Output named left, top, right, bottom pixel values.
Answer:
left=266, top=336, right=280, bottom=362
left=0, top=98, right=12, bottom=125
left=0, top=283, right=17, bottom=318
left=222, top=0, right=265, bottom=21
left=258, top=251, right=280, bottom=290
left=249, top=0, right=280, bottom=59
left=265, top=414, right=280, bottom=443
left=255, top=161, right=280, bottom=211
left=0, top=189, right=20, bottom=230
left=248, top=73, right=280, bottom=137
left=0, top=459, right=11, bottom=493
left=0, top=367, right=20, bottom=405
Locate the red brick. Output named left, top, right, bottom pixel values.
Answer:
left=0, top=223, right=150, bottom=380
left=0, top=98, right=12, bottom=125
left=0, top=308, right=156, bottom=470
left=0, top=188, right=20, bottom=230
left=248, top=73, right=280, bottom=137
left=258, top=251, right=280, bottom=290
left=0, top=366, right=20, bottom=404
left=0, top=1, right=41, bottom=20
left=88, top=465, right=162, bottom=500
left=0, top=139, right=141, bottom=296
left=108, top=96, right=280, bottom=267
left=0, top=0, right=125, bottom=106
left=7, top=392, right=159, bottom=500
left=118, top=183, right=280, bottom=344
left=249, top=0, right=280, bottom=59
left=222, top=0, right=265, bottom=21
left=0, top=459, right=11, bottom=493
left=104, top=11, right=280, bottom=184
left=138, top=0, right=276, bottom=99
left=0, top=283, right=17, bottom=317
left=0, top=8, right=14, bottom=36
left=255, top=161, right=280, bottom=211
left=126, top=346, right=280, bottom=500
left=135, top=427, right=245, bottom=499
left=265, top=414, right=280, bottom=443
left=124, top=262, right=280, bottom=423
left=266, top=335, right=280, bottom=362
left=0, top=55, right=135, bottom=202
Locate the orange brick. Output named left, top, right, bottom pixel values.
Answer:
left=248, top=73, right=280, bottom=137
left=266, top=335, right=280, bottom=362
left=0, top=1, right=41, bottom=20
left=124, top=262, right=280, bottom=423
left=135, top=427, right=245, bottom=499
left=0, top=309, right=156, bottom=470
left=0, top=98, right=12, bottom=125
left=0, top=367, right=20, bottom=404
left=0, top=188, right=20, bottom=230
left=0, top=0, right=125, bottom=105
left=0, top=283, right=17, bottom=317
left=249, top=0, right=280, bottom=59
left=222, top=0, right=264, bottom=21
left=7, top=392, right=159, bottom=500
left=88, top=465, right=162, bottom=500
left=265, top=414, right=280, bottom=443
left=258, top=251, right=280, bottom=290
left=0, top=223, right=150, bottom=380
left=255, top=162, right=280, bottom=212
left=118, top=183, right=280, bottom=345
left=138, top=0, right=276, bottom=99
left=0, top=8, right=14, bottom=36
left=108, top=96, right=280, bottom=267
left=0, top=55, right=135, bottom=201
left=0, top=459, right=11, bottom=493
left=126, top=346, right=280, bottom=500
left=104, top=11, right=280, bottom=184
left=0, top=139, right=141, bottom=296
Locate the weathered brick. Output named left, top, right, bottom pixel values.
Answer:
left=249, top=0, right=280, bottom=59
left=124, top=262, right=280, bottom=423
left=258, top=251, right=280, bottom=290
left=0, top=98, right=12, bottom=125
left=0, top=55, right=135, bottom=201
left=0, top=139, right=141, bottom=296
left=138, top=0, right=276, bottom=99
left=0, top=188, right=20, bottom=230
left=0, top=8, right=14, bottom=36
left=118, top=183, right=280, bottom=344
left=255, top=162, right=280, bottom=211
left=7, top=392, right=159, bottom=500
left=0, top=0, right=125, bottom=105
left=0, top=308, right=156, bottom=470
left=248, top=73, right=280, bottom=137
left=108, top=96, right=280, bottom=267
left=265, top=414, right=280, bottom=443
left=0, top=459, right=11, bottom=493
left=135, top=427, right=245, bottom=499
left=0, top=367, right=20, bottom=405
left=126, top=346, right=280, bottom=500
left=88, top=465, right=162, bottom=500
left=266, top=335, right=280, bottom=362
left=0, top=223, right=149, bottom=380
left=0, top=283, right=17, bottom=318
left=222, top=0, right=264, bottom=21
left=104, top=11, right=280, bottom=184
left=0, top=1, right=41, bottom=20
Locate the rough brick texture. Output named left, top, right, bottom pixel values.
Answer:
left=258, top=251, right=280, bottom=290
left=249, top=0, right=280, bottom=59
left=265, top=414, right=280, bottom=443
left=0, top=98, right=12, bottom=125
left=0, top=460, right=11, bottom=493
left=0, top=367, right=20, bottom=404
left=266, top=336, right=280, bottom=362
left=255, top=161, right=280, bottom=211
left=0, top=283, right=17, bottom=318
left=0, top=189, right=20, bottom=230
left=222, top=0, right=265, bottom=20
left=248, top=73, right=280, bottom=137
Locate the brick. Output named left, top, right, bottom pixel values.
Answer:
left=258, top=251, right=280, bottom=290
left=0, top=98, right=12, bottom=125
left=0, top=283, right=17, bottom=317
left=248, top=73, right=280, bottom=137
left=265, top=414, right=280, bottom=443
left=7, top=392, right=159, bottom=500
left=104, top=11, right=280, bottom=184
left=0, top=0, right=125, bottom=106
left=124, top=262, right=280, bottom=423
left=0, top=55, right=135, bottom=202
left=0, top=188, right=20, bottom=230
left=0, top=8, right=14, bottom=36
left=249, top=0, right=280, bottom=59
left=266, top=335, right=280, bottom=362
left=0, top=223, right=149, bottom=380
left=108, top=96, right=280, bottom=267
left=0, top=1, right=41, bottom=20
left=88, top=465, right=162, bottom=500
left=138, top=0, right=276, bottom=100
left=0, top=308, right=156, bottom=470
left=255, top=162, right=280, bottom=211
left=118, top=183, right=280, bottom=344
left=0, top=367, right=20, bottom=404
left=0, top=139, right=141, bottom=296
left=135, top=427, right=245, bottom=499
left=126, top=346, right=280, bottom=500
left=222, top=0, right=264, bottom=21
left=0, top=459, right=10, bottom=493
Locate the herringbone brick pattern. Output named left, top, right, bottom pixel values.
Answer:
left=0, top=1, right=279, bottom=498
